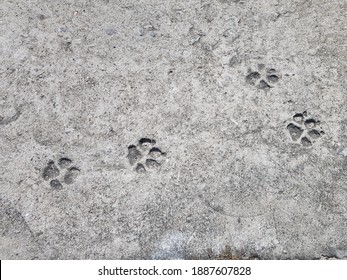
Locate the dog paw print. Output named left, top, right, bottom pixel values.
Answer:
left=42, top=158, right=80, bottom=190
left=286, top=111, right=325, bottom=147
left=245, top=64, right=281, bottom=89
left=127, top=138, right=167, bottom=173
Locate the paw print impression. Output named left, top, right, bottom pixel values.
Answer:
left=127, top=138, right=167, bottom=173
left=42, top=158, right=80, bottom=190
left=245, top=64, right=281, bottom=89
left=287, top=111, right=325, bottom=147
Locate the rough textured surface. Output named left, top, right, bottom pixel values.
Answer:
left=0, top=0, right=347, bottom=260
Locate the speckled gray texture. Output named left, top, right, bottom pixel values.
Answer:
left=1, top=0, right=347, bottom=259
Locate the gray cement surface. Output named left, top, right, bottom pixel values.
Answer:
left=1, top=0, right=347, bottom=259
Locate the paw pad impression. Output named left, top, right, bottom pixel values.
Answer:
left=287, top=111, right=325, bottom=147
left=245, top=64, right=281, bottom=89
left=127, top=138, right=166, bottom=173
left=42, top=158, right=80, bottom=189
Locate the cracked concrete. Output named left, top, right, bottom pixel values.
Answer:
left=1, top=0, right=347, bottom=259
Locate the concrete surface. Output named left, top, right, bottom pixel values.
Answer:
left=1, top=0, right=347, bottom=259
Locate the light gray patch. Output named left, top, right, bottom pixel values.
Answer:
left=152, top=233, right=187, bottom=260
left=105, top=28, right=117, bottom=35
